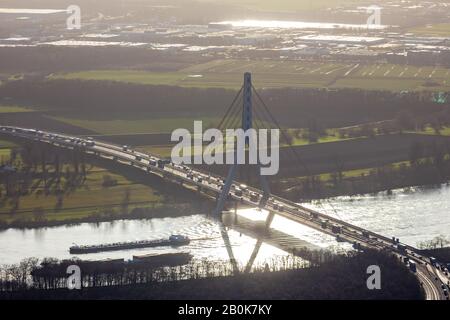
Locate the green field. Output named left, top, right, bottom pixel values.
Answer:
left=51, top=71, right=190, bottom=86
left=409, top=125, right=450, bottom=136
left=0, top=105, right=35, bottom=113
left=52, top=60, right=354, bottom=89
left=0, top=140, right=17, bottom=150
left=138, top=145, right=175, bottom=158
left=314, top=160, right=413, bottom=182
left=51, top=115, right=222, bottom=134
left=0, top=187, right=159, bottom=223
left=138, top=129, right=351, bottom=159
left=0, top=147, right=168, bottom=226
left=52, top=59, right=450, bottom=91
left=409, top=23, right=450, bottom=37
left=0, top=166, right=164, bottom=225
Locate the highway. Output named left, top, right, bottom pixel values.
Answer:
left=1, top=125, right=448, bottom=300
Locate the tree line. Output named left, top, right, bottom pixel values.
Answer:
left=276, top=140, right=450, bottom=200
left=1, top=79, right=447, bottom=129
left=0, top=46, right=205, bottom=73
left=0, top=252, right=313, bottom=292
left=0, top=249, right=423, bottom=300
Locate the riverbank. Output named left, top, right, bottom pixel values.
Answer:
left=278, top=148, right=450, bottom=201
left=0, top=250, right=423, bottom=300
left=0, top=202, right=214, bottom=231
left=0, top=141, right=214, bottom=230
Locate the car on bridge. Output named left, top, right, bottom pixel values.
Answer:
left=409, top=261, right=417, bottom=272
left=250, top=192, right=259, bottom=202
left=430, top=257, right=437, bottom=266
left=397, top=244, right=407, bottom=253
left=85, top=140, right=95, bottom=147
left=331, top=225, right=342, bottom=234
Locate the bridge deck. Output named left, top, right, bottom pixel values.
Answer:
left=0, top=125, right=445, bottom=300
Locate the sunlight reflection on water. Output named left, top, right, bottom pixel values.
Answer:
left=1, top=186, right=448, bottom=265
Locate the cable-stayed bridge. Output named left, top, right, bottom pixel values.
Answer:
left=0, top=73, right=446, bottom=300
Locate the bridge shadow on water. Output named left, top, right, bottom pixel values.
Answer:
left=221, top=210, right=324, bottom=269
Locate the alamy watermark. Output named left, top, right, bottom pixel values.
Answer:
left=366, top=265, right=381, bottom=290
left=66, top=5, right=81, bottom=30
left=366, top=5, right=381, bottom=29
left=171, top=121, right=280, bottom=176
left=66, top=265, right=81, bottom=290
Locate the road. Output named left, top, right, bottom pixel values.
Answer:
left=1, top=125, right=448, bottom=300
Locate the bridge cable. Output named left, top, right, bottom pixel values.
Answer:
left=217, top=86, right=244, bottom=131
left=244, top=104, right=269, bottom=182
left=219, top=104, right=241, bottom=133
left=252, top=86, right=345, bottom=221
left=219, top=93, right=243, bottom=132
left=252, top=86, right=309, bottom=171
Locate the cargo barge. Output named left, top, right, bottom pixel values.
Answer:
left=69, top=235, right=190, bottom=254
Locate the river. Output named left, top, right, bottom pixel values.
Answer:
left=304, top=184, right=450, bottom=247
left=1, top=186, right=449, bottom=265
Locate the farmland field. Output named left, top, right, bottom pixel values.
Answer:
left=0, top=140, right=16, bottom=150
left=0, top=147, right=208, bottom=228
left=409, top=23, right=450, bottom=37
left=51, top=115, right=222, bottom=135
left=52, top=59, right=450, bottom=91
left=0, top=151, right=163, bottom=225
left=0, top=105, right=35, bottom=113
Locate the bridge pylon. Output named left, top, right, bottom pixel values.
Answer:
left=214, top=72, right=271, bottom=215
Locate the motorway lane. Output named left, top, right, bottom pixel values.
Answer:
left=417, top=268, right=441, bottom=300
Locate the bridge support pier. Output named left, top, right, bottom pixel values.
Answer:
left=214, top=73, right=271, bottom=216
left=265, top=211, right=275, bottom=229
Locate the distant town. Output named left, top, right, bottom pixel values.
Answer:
left=1, top=1, right=450, bottom=67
